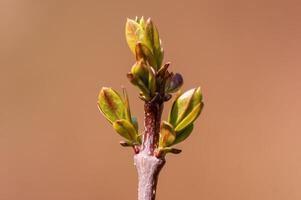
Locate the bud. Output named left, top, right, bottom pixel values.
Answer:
left=125, top=17, right=164, bottom=70
left=159, top=121, right=176, bottom=148
left=165, top=73, right=183, bottom=93
left=128, top=60, right=150, bottom=99
left=97, top=87, right=126, bottom=124
left=131, top=59, right=149, bottom=84
left=128, top=60, right=157, bottom=100
left=168, top=87, right=203, bottom=132
left=136, top=16, right=145, bottom=27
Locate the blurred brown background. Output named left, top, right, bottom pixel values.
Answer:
left=1, top=0, right=301, bottom=199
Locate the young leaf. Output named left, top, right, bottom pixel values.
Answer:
left=173, top=123, right=194, bottom=145
left=187, top=87, right=203, bottom=114
left=135, top=42, right=157, bottom=68
left=148, top=66, right=156, bottom=95
left=127, top=72, right=151, bottom=101
left=145, top=18, right=163, bottom=69
left=156, top=47, right=164, bottom=70
left=125, top=19, right=142, bottom=54
left=168, top=87, right=203, bottom=127
left=131, top=60, right=149, bottom=86
left=159, top=121, right=176, bottom=148
left=97, top=87, right=125, bottom=124
left=128, top=60, right=158, bottom=100
left=113, top=119, right=139, bottom=143
left=150, top=18, right=161, bottom=52
left=144, top=18, right=155, bottom=53
left=122, top=87, right=132, bottom=122
left=137, top=16, right=145, bottom=28
left=168, top=88, right=195, bottom=126
left=174, top=102, right=203, bottom=132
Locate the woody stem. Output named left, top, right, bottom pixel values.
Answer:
left=134, top=100, right=165, bottom=200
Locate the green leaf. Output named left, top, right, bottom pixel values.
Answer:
left=135, top=42, right=157, bottom=68
left=168, top=87, right=203, bottom=127
left=175, top=102, right=203, bottom=132
left=122, top=88, right=132, bottom=122
left=113, top=119, right=139, bottom=143
left=148, top=66, right=156, bottom=95
left=159, top=121, right=176, bottom=148
left=138, top=16, right=145, bottom=28
left=125, top=19, right=143, bottom=54
left=173, top=123, right=194, bottom=145
left=128, top=60, right=158, bottom=100
left=151, top=19, right=161, bottom=51
left=155, top=47, right=164, bottom=70
left=137, top=133, right=142, bottom=144
left=144, top=18, right=155, bottom=53
left=127, top=72, right=151, bottom=101
left=187, top=87, right=202, bottom=114
left=97, top=87, right=125, bottom=124
left=145, top=18, right=163, bottom=70
left=168, top=89, right=194, bottom=126
left=131, top=60, right=149, bottom=86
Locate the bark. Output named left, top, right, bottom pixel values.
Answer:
left=134, top=101, right=165, bottom=200
left=134, top=154, right=165, bottom=200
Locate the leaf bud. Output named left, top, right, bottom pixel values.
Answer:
left=165, top=73, right=183, bottom=93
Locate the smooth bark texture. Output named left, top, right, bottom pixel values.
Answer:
left=134, top=100, right=165, bottom=200
left=134, top=154, right=165, bottom=200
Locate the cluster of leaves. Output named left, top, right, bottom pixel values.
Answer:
left=97, top=17, right=204, bottom=155
left=98, top=87, right=141, bottom=147
left=159, top=88, right=203, bottom=154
